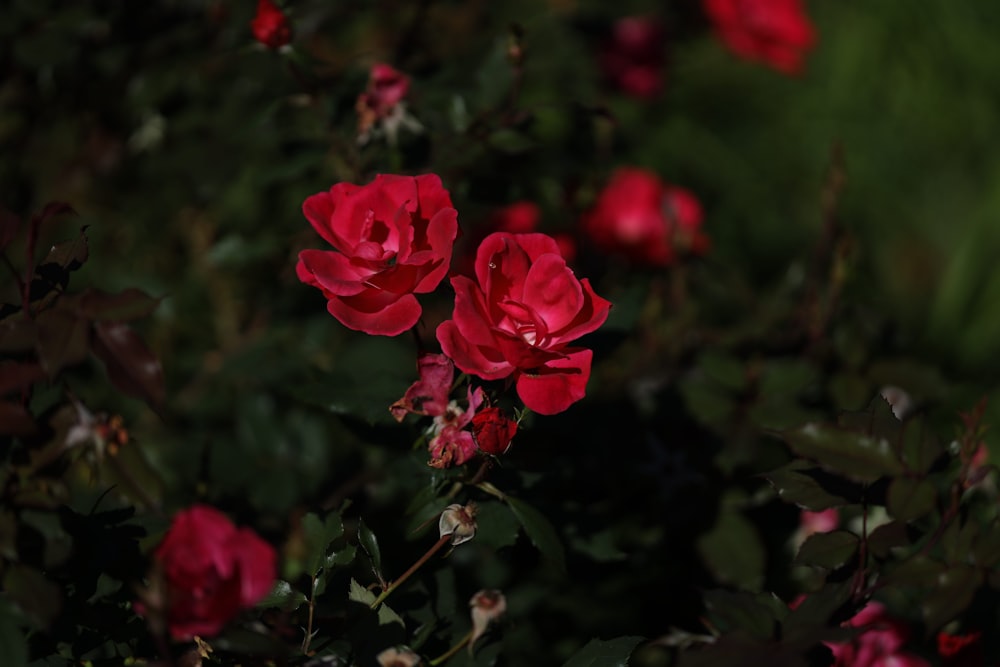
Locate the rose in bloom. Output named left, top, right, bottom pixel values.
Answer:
left=584, top=168, right=708, bottom=266
left=390, top=353, right=486, bottom=468
left=297, top=174, right=459, bottom=336
left=455, top=202, right=575, bottom=277
left=702, top=0, right=816, bottom=75
left=826, top=602, right=929, bottom=667
left=250, top=0, right=292, bottom=50
left=149, top=505, right=276, bottom=639
left=471, top=406, right=518, bottom=456
left=600, top=16, right=665, bottom=99
left=436, top=232, right=611, bottom=415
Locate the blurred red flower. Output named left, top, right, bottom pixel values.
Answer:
left=297, top=174, right=459, bottom=336
left=600, top=16, right=665, bottom=99
left=584, top=167, right=708, bottom=266
left=437, top=232, right=611, bottom=415
left=151, top=505, right=275, bottom=640
left=826, top=602, right=929, bottom=667
left=703, top=0, right=816, bottom=74
left=250, top=0, right=291, bottom=49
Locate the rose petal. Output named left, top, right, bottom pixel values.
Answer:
left=437, top=320, right=512, bottom=381
left=548, top=278, right=612, bottom=344
left=327, top=291, right=422, bottom=336
left=514, top=348, right=592, bottom=415
left=296, top=250, right=369, bottom=297
left=522, top=254, right=584, bottom=333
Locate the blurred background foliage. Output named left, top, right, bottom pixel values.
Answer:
left=3, top=0, right=1000, bottom=664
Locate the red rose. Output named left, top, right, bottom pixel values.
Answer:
left=250, top=0, right=292, bottom=50
left=703, top=0, right=816, bottom=74
left=584, top=168, right=708, bottom=266
left=471, top=407, right=518, bottom=456
left=825, top=602, right=929, bottom=667
left=600, top=16, right=665, bottom=99
left=297, top=174, right=459, bottom=336
left=152, top=505, right=276, bottom=640
left=436, top=233, right=611, bottom=415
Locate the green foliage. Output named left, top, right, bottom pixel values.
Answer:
left=3, top=0, right=1000, bottom=665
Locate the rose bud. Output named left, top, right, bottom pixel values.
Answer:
left=469, top=589, right=507, bottom=652
left=471, top=407, right=518, bottom=456
left=250, top=0, right=292, bottom=50
left=438, top=503, right=477, bottom=546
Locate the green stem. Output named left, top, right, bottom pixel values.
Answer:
left=429, top=629, right=474, bottom=665
left=370, top=533, right=451, bottom=609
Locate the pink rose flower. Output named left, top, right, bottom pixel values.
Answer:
left=584, top=167, right=708, bottom=266
left=356, top=64, right=420, bottom=145
left=826, top=602, right=929, bottom=667
left=600, top=16, right=666, bottom=99
left=436, top=232, right=611, bottom=415
left=149, top=505, right=276, bottom=640
left=250, top=0, right=292, bottom=50
left=297, top=174, right=459, bottom=336
left=702, top=0, right=816, bottom=74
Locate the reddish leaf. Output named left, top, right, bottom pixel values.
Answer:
left=35, top=307, right=90, bottom=376
left=76, top=287, right=162, bottom=321
left=0, top=401, right=36, bottom=436
left=0, top=316, right=37, bottom=353
left=0, top=361, right=46, bottom=396
left=90, top=321, right=165, bottom=408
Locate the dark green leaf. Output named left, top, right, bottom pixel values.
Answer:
left=348, top=578, right=402, bottom=627
left=302, top=511, right=344, bottom=575
left=357, top=519, right=383, bottom=582
left=35, top=307, right=89, bottom=376
left=973, top=519, right=1000, bottom=567
left=762, top=461, right=857, bottom=510
left=257, top=580, right=307, bottom=611
left=778, top=423, right=904, bottom=482
left=699, top=352, right=748, bottom=392
left=922, top=565, right=979, bottom=631
left=488, top=129, right=535, bottom=154
left=886, top=478, right=937, bottom=521
left=794, top=530, right=859, bottom=570
left=507, top=497, right=566, bottom=572
left=0, top=598, right=27, bottom=667
left=696, top=508, right=765, bottom=590
left=782, top=580, right=854, bottom=643
left=867, top=521, right=912, bottom=559
left=561, top=636, right=645, bottom=667
left=474, top=499, right=521, bottom=551
left=2, top=565, right=61, bottom=629
left=702, top=589, right=784, bottom=640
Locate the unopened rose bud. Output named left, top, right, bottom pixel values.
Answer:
left=250, top=0, right=292, bottom=50
left=471, top=407, right=518, bottom=456
left=376, top=646, right=422, bottom=667
left=438, top=503, right=477, bottom=546
left=469, top=589, right=507, bottom=652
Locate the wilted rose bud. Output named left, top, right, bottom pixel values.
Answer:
left=376, top=646, right=422, bottom=667
left=471, top=407, right=518, bottom=456
left=250, top=0, right=292, bottom=50
left=469, top=589, right=507, bottom=652
left=438, top=503, right=477, bottom=546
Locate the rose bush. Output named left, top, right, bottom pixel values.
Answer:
left=148, top=505, right=276, bottom=640
left=297, top=174, right=459, bottom=336
left=250, top=0, right=292, bottom=50
left=436, top=232, right=611, bottom=415
left=702, top=0, right=816, bottom=74
left=584, top=167, right=708, bottom=266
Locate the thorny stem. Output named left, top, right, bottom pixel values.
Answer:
left=428, top=629, right=474, bottom=665
left=302, top=573, right=318, bottom=655
left=370, top=533, right=451, bottom=609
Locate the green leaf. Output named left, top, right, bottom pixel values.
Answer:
left=561, top=636, right=645, bottom=667
left=922, top=565, right=979, bottom=631
left=2, top=565, right=61, bottom=629
left=696, top=508, right=765, bottom=591
left=302, top=511, right=344, bottom=575
left=357, top=518, right=383, bottom=582
left=886, top=478, right=937, bottom=521
left=474, top=499, right=521, bottom=551
left=257, top=580, right=307, bottom=611
left=0, top=598, right=27, bottom=667
left=778, top=423, right=905, bottom=482
left=326, top=544, right=357, bottom=569
left=973, top=519, right=1000, bottom=567
left=488, top=129, right=535, bottom=154
left=702, top=590, right=785, bottom=640
left=782, top=580, right=854, bottom=644
left=348, top=578, right=403, bottom=627
left=867, top=520, right=912, bottom=559
left=762, top=461, right=858, bottom=510
left=507, top=497, right=566, bottom=572
left=795, top=530, right=859, bottom=569
left=699, top=352, right=748, bottom=392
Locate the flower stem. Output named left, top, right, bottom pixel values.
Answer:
left=429, top=629, right=474, bottom=665
left=370, top=533, right=451, bottom=609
